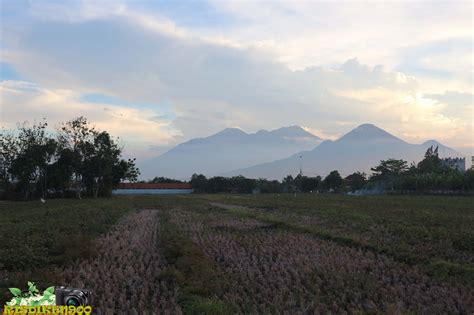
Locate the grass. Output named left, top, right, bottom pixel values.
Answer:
left=158, top=209, right=235, bottom=314
left=197, top=194, right=474, bottom=284
left=159, top=200, right=473, bottom=313
left=1, top=194, right=473, bottom=310
left=0, top=197, right=145, bottom=304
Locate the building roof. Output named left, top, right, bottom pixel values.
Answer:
left=118, top=183, right=192, bottom=189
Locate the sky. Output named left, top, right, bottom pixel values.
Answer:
left=0, top=0, right=473, bottom=160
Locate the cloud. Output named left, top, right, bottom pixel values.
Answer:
left=425, top=91, right=473, bottom=107
left=423, top=91, right=473, bottom=137
left=333, top=87, right=469, bottom=144
left=0, top=80, right=179, bottom=159
left=0, top=1, right=472, bottom=159
left=207, top=1, right=473, bottom=70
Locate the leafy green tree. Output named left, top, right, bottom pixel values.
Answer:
left=0, top=130, right=19, bottom=198
left=282, top=175, right=296, bottom=192
left=110, top=158, right=140, bottom=194
left=370, top=159, right=409, bottom=180
left=256, top=178, right=282, bottom=193
left=1, top=117, right=139, bottom=200
left=345, top=172, right=367, bottom=191
left=417, top=146, right=443, bottom=173
left=83, top=131, right=118, bottom=197
left=465, top=169, right=474, bottom=190
left=80, top=131, right=139, bottom=197
left=207, top=176, right=230, bottom=193
left=46, top=147, right=75, bottom=197
left=57, top=117, right=97, bottom=199
left=190, top=174, right=208, bottom=193
left=323, top=170, right=343, bottom=191
left=301, top=176, right=321, bottom=193
left=9, top=120, right=56, bottom=200
left=230, top=176, right=256, bottom=193
left=370, top=159, right=408, bottom=191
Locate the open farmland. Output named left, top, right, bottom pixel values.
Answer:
left=1, top=194, right=473, bottom=313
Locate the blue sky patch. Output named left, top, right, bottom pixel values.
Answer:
left=0, top=63, right=22, bottom=80
left=80, top=93, right=176, bottom=121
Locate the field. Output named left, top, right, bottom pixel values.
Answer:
left=0, top=194, right=473, bottom=313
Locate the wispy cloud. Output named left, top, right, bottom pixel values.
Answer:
left=0, top=0, right=472, bottom=159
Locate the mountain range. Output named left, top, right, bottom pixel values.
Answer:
left=139, top=126, right=322, bottom=180
left=139, top=123, right=463, bottom=180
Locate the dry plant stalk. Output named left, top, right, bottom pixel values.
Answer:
left=57, top=210, right=181, bottom=314
left=170, top=210, right=474, bottom=314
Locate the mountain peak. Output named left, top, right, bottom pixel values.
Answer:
left=271, top=125, right=321, bottom=139
left=212, top=127, right=247, bottom=137
left=422, top=139, right=441, bottom=146
left=355, top=123, right=381, bottom=131
left=338, top=123, right=403, bottom=142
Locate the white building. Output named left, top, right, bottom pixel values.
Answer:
left=441, top=157, right=465, bottom=172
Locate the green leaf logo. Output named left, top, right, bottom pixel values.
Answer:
left=45, top=286, right=55, bottom=294
left=9, top=288, right=21, bottom=297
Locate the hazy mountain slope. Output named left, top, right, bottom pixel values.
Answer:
left=139, top=126, right=322, bottom=180
left=226, top=124, right=463, bottom=180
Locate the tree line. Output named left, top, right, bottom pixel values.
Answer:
left=150, top=146, right=473, bottom=194
left=0, top=117, right=139, bottom=200
left=186, top=171, right=366, bottom=194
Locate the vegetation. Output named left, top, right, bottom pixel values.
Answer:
left=58, top=209, right=180, bottom=313
left=1, top=195, right=473, bottom=313
left=0, top=117, right=139, bottom=200
left=159, top=209, right=235, bottom=314
left=0, top=198, right=137, bottom=303
left=168, top=205, right=473, bottom=313
left=201, top=194, right=474, bottom=285
left=184, top=146, right=473, bottom=194
left=368, top=146, right=473, bottom=192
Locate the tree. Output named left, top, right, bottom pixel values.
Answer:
left=190, top=174, right=208, bottom=193
left=345, top=172, right=366, bottom=192
left=417, top=146, right=443, bottom=173
left=111, top=158, right=140, bottom=194
left=149, top=177, right=183, bottom=183
left=57, top=117, right=97, bottom=199
left=8, top=120, right=56, bottom=200
left=256, top=178, right=282, bottom=193
left=301, top=176, right=321, bottom=193
left=370, top=159, right=408, bottom=180
left=465, top=169, right=474, bottom=190
left=323, top=170, right=343, bottom=191
left=83, top=131, right=118, bottom=197
left=370, top=159, right=408, bottom=191
left=229, top=176, right=256, bottom=193
left=282, top=175, right=296, bottom=192
left=207, top=176, right=230, bottom=193
left=46, top=147, right=75, bottom=197
left=0, top=130, right=19, bottom=198
left=80, top=131, right=139, bottom=198
left=1, top=117, right=139, bottom=200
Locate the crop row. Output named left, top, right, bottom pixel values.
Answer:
left=252, top=208, right=474, bottom=265
left=170, top=209, right=474, bottom=314
left=204, top=195, right=474, bottom=268
left=56, top=210, right=181, bottom=314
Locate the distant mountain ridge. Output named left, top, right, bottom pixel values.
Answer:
left=138, top=126, right=322, bottom=180
left=225, top=124, right=464, bottom=180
